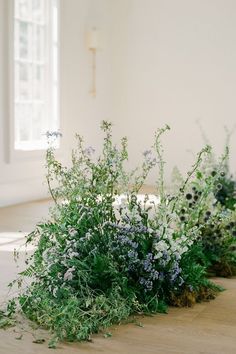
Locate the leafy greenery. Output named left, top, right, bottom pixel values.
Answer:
left=172, top=145, right=236, bottom=277
left=2, top=121, right=236, bottom=347
left=214, top=172, right=236, bottom=210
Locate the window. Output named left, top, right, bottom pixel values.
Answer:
left=13, top=0, right=59, bottom=151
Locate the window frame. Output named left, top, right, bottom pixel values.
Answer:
left=7, top=0, right=61, bottom=163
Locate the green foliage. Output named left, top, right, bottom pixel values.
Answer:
left=3, top=121, right=235, bottom=346
left=215, top=173, right=236, bottom=210
left=172, top=145, right=236, bottom=277
left=0, top=300, right=16, bottom=329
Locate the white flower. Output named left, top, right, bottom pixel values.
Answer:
left=181, top=246, right=188, bottom=254
left=63, top=266, right=75, bottom=281
left=53, top=287, right=58, bottom=297
left=69, top=252, right=80, bottom=258
left=68, top=228, right=77, bottom=237
left=174, top=252, right=181, bottom=260
left=154, top=240, right=168, bottom=252
left=154, top=251, right=163, bottom=259
left=85, top=232, right=92, bottom=240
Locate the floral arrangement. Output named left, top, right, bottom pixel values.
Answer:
left=172, top=144, right=236, bottom=277
left=1, top=121, right=236, bottom=347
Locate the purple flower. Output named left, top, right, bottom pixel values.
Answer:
left=46, top=131, right=62, bottom=138
left=143, top=253, right=154, bottom=272
left=151, top=270, right=159, bottom=280
left=128, top=250, right=137, bottom=259
left=84, top=146, right=95, bottom=155
left=139, top=277, right=153, bottom=292
left=189, top=285, right=194, bottom=292
left=170, top=263, right=182, bottom=283
left=143, top=150, right=152, bottom=158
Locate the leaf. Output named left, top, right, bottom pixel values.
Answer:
left=15, top=334, right=23, bottom=340
left=0, top=317, right=15, bottom=329
left=19, top=265, right=35, bottom=278
left=104, top=332, right=112, bottom=338
left=85, top=298, right=92, bottom=308
left=196, top=171, right=202, bottom=179
left=48, top=337, right=59, bottom=349
left=135, top=322, right=144, bottom=328
left=33, top=338, right=45, bottom=344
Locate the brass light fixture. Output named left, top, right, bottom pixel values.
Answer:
left=86, top=28, right=99, bottom=97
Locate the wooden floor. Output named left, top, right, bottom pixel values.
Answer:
left=0, top=199, right=53, bottom=232
left=0, top=199, right=236, bottom=354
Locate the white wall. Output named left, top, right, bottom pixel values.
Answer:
left=0, top=0, right=114, bottom=206
left=1, top=0, right=236, bottom=206
left=60, top=0, right=114, bottom=149
left=110, top=0, right=236, bottom=183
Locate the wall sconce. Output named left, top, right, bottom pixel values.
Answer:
left=86, top=28, right=99, bottom=97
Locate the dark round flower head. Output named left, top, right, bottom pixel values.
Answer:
left=193, top=195, right=198, bottom=201
left=226, top=224, right=231, bottom=230
left=186, top=193, right=192, bottom=200
left=180, top=216, right=186, bottom=222
left=220, top=171, right=225, bottom=177
left=180, top=208, right=185, bottom=214
left=188, top=203, right=193, bottom=208
left=198, top=191, right=202, bottom=196
left=192, top=186, right=197, bottom=191
left=211, top=171, right=217, bottom=177
left=206, top=211, right=211, bottom=216
left=232, top=230, right=236, bottom=237
left=229, top=222, right=234, bottom=228
left=217, top=183, right=222, bottom=190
